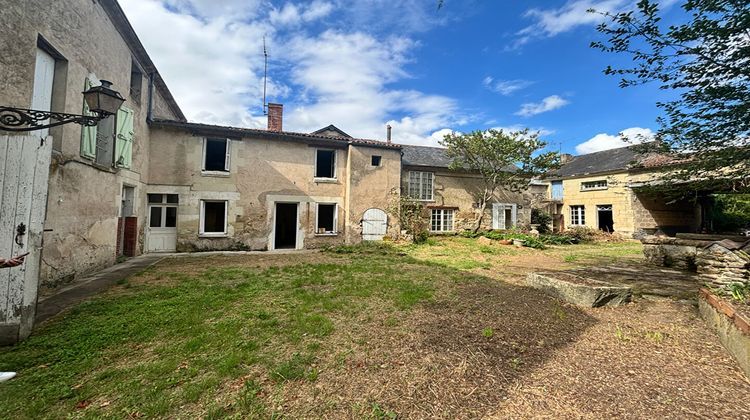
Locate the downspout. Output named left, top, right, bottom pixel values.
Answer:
left=147, top=72, right=155, bottom=123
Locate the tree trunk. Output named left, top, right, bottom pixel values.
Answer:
left=473, top=192, right=490, bottom=233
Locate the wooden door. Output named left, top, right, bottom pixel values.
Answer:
left=362, top=208, right=387, bottom=241
left=0, top=134, right=52, bottom=344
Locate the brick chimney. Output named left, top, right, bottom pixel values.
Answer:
left=560, top=153, right=574, bottom=164
left=267, top=103, right=283, bottom=132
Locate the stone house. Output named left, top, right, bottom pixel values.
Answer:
left=401, top=145, right=534, bottom=232
left=145, top=111, right=401, bottom=252
left=0, top=0, right=536, bottom=343
left=543, top=145, right=701, bottom=237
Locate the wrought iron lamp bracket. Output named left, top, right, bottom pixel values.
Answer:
left=0, top=106, right=102, bottom=132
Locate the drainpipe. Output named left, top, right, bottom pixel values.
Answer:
left=147, top=72, right=155, bottom=123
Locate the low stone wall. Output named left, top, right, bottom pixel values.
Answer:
left=696, top=240, right=750, bottom=289
left=698, top=289, right=750, bottom=378
left=642, top=235, right=750, bottom=291
left=641, top=235, right=709, bottom=270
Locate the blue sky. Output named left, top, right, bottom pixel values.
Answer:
left=119, top=0, right=682, bottom=154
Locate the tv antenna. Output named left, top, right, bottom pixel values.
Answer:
left=262, top=36, right=268, bottom=115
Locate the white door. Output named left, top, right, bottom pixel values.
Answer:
left=362, top=208, right=388, bottom=241
left=492, top=203, right=517, bottom=230
left=146, top=194, right=177, bottom=252
left=31, top=48, right=55, bottom=138
left=0, top=134, right=53, bottom=343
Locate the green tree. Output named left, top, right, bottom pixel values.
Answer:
left=441, top=129, right=560, bottom=232
left=591, top=0, right=749, bottom=192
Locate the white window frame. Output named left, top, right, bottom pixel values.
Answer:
left=430, top=208, right=454, bottom=232
left=580, top=180, right=608, bottom=191
left=314, top=149, right=337, bottom=180
left=315, top=203, right=338, bottom=235
left=202, top=138, right=231, bottom=174
left=570, top=205, right=586, bottom=226
left=408, top=171, right=434, bottom=201
left=199, top=200, right=228, bottom=237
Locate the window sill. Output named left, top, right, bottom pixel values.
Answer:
left=199, top=233, right=228, bottom=238
left=201, top=171, right=231, bottom=177
left=314, top=232, right=339, bottom=237
left=580, top=187, right=608, bottom=191
left=313, top=177, right=338, bottom=184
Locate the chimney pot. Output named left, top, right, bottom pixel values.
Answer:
left=267, top=103, right=283, bottom=132
left=386, top=124, right=392, bottom=144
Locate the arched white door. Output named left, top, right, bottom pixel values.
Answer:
left=362, top=208, right=388, bottom=241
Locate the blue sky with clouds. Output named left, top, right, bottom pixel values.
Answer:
left=119, top=0, right=682, bottom=154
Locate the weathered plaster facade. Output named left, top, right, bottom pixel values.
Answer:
left=0, top=0, right=183, bottom=292
left=147, top=123, right=402, bottom=251
left=403, top=168, right=532, bottom=232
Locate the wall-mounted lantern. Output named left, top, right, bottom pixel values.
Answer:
left=0, top=80, right=125, bottom=132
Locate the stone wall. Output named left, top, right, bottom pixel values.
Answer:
left=642, top=235, right=750, bottom=291
left=696, top=241, right=750, bottom=289
left=0, top=0, right=182, bottom=291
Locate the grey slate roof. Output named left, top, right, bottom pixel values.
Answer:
left=554, top=145, right=640, bottom=177
left=401, top=145, right=454, bottom=168
left=401, top=144, right=517, bottom=172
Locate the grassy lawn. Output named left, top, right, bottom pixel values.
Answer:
left=1, top=238, right=748, bottom=418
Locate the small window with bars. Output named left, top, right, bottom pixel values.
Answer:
left=581, top=180, right=608, bottom=191
left=430, top=209, right=454, bottom=232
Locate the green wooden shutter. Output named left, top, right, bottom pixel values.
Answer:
left=115, top=106, right=134, bottom=168
left=80, top=79, right=97, bottom=158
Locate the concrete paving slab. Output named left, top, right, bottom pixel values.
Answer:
left=35, top=254, right=164, bottom=324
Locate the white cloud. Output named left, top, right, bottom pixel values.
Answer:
left=119, top=0, right=463, bottom=145
left=284, top=30, right=461, bottom=145
left=515, top=0, right=680, bottom=47
left=120, top=0, right=286, bottom=127
left=515, top=95, right=570, bottom=117
left=482, top=77, right=533, bottom=96
left=575, top=127, right=655, bottom=154
left=269, top=1, right=334, bottom=27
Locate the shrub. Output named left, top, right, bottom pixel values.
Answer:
left=531, top=209, right=552, bottom=234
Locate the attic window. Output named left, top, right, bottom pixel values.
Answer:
left=581, top=180, right=607, bottom=191
left=371, top=155, right=382, bottom=166
left=203, top=138, right=230, bottom=172
left=315, top=149, right=336, bottom=179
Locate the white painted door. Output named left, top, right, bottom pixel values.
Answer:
left=31, top=48, right=55, bottom=138
left=362, top=208, right=387, bottom=241
left=146, top=194, right=178, bottom=252
left=0, top=134, right=53, bottom=343
left=492, top=203, right=517, bottom=230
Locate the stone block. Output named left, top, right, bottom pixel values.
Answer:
left=526, top=272, right=632, bottom=308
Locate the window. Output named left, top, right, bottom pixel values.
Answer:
left=581, top=180, right=608, bottom=191
left=430, top=209, right=454, bottom=232
left=408, top=171, right=434, bottom=201
left=551, top=180, right=563, bottom=200
left=200, top=200, right=227, bottom=235
left=203, top=138, right=230, bottom=172
left=130, top=61, right=143, bottom=103
left=147, top=194, right=178, bottom=228
left=81, top=78, right=134, bottom=168
left=315, top=149, right=336, bottom=178
left=316, top=203, right=337, bottom=234
left=570, top=205, right=586, bottom=226
left=371, top=155, right=382, bottom=166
